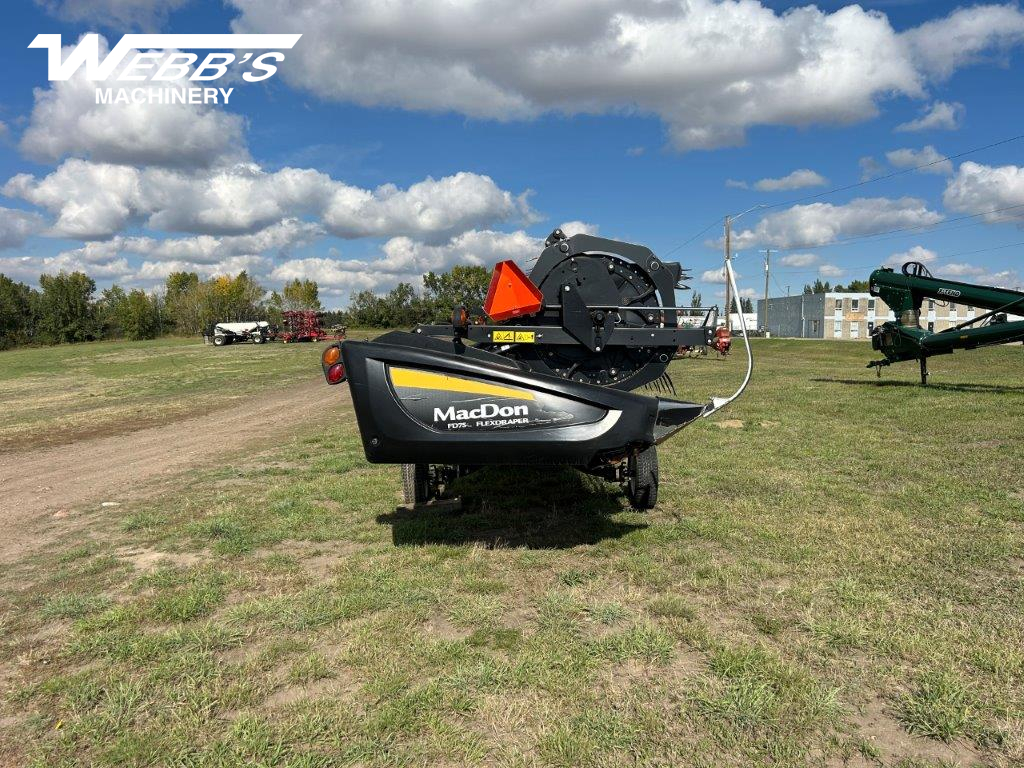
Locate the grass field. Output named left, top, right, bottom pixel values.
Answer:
left=1, top=338, right=1022, bottom=767
left=0, top=331, right=378, bottom=453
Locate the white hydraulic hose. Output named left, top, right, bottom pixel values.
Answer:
left=702, top=257, right=753, bottom=417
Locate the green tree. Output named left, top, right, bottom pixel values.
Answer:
left=690, top=292, right=703, bottom=308
left=741, top=297, right=754, bottom=313
left=380, top=282, right=419, bottom=327
left=202, top=271, right=265, bottom=332
left=97, top=284, right=128, bottom=338
left=0, top=274, right=39, bottom=349
left=120, top=289, right=161, bottom=340
left=281, top=278, right=322, bottom=311
left=38, top=272, right=97, bottom=344
left=164, top=271, right=203, bottom=335
left=422, top=265, right=490, bottom=320
left=345, top=290, right=385, bottom=327
left=803, top=279, right=832, bottom=295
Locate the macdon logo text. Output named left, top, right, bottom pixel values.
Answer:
left=433, top=403, right=529, bottom=422
left=29, top=33, right=301, bottom=105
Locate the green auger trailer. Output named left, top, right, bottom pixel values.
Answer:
left=868, top=261, right=1024, bottom=384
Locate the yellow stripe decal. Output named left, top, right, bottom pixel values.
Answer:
left=389, top=367, right=534, bottom=401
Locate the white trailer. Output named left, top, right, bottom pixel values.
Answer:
left=212, top=321, right=271, bottom=346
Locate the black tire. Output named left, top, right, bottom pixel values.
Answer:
left=213, top=335, right=226, bottom=347
left=401, top=463, right=431, bottom=505
left=252, top=334, right=264, bottom=344
left=627, top=446, right=659, bottom=510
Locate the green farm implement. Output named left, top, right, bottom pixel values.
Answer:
left=868, top=261, right=1024, bottom=384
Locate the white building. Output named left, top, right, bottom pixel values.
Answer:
left=756, top=292, right=1017, bottom=339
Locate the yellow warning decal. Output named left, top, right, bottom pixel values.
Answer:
left=389, top=367, right=534, bottom=401
left=490, top=329, right=535, bottom=343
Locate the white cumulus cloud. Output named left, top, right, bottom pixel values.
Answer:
left=730, top=197, right=943, bottom=250
left=271, top=229, right=542, bottom=294
left=943, top=161, right=1024, bottom=222
left=753, top=169, right=828, bottom=192
left=884, top=245, right=938, bottom=267
left=779, top=253, right=818, bottom=267
left=0, top=208, right=46, bottom=250
left=20, top=35, right=247, bottom=170
left=229, top=0, right=1024, bottom=150
left=4, top=160, right=534, bottom=241
left=937, top=262, right=1020, bottom=287
left=902, top=4, right=1024, bottom=78
left=701, top=266, right=741, bottom=284
left=885, top=145, right=952, bottom=175
left=556, top=220, right=599, bottom=237
left=818, top=264, right=844, bottom=279
left=895, top=101, right=964, bottom=132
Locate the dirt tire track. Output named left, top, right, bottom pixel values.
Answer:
left=0, top=377, right=350, bottom=563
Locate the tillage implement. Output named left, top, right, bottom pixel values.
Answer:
left=322, top=230, right=751, bottom=510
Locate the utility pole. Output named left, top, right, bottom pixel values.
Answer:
left=723, top=215, right=732, bottom=330
left=760, top=248, right=771, bottom=336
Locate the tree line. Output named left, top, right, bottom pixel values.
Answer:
left=0, top=269, right=327, bottom=350
left=0, top=265, right=493, bottom=350
left=802, top=279, right=869, bottom=295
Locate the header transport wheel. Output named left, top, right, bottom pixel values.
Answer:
left=626, top=446, right=659, bottom=510
left=401, top=463, right=431, bottom=505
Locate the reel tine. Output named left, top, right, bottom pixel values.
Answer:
left=640, top=372, right=676, bottom=396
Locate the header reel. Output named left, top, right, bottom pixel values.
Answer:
left=418, top=229, right=714, bottom=392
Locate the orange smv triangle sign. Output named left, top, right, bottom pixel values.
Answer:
left=483, top=261, right=544, bottom=322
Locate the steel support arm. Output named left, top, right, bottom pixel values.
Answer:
left=412, top=324, right=715, bottom=347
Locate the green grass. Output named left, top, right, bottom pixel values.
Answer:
left=0, top=337, right=316, bottom=451
left=1, top=338, right=1022, bottom=766
left=0, top=331, right=378, bottom=452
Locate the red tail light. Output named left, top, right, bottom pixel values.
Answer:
left=326, top=362, right=346, bottom=384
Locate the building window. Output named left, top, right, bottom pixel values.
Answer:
left=833, top=320, right=842, bottom=338
left=835, top=299, right=843, bottom=310
left=949, top=302, right=956, bottom=311
left=851, top=299, right=860, bottom=311
left=928, top=321, right=935, bottom=332
left=966, top=305, right=973, bottom=313
left=868, top=299, right=875, bottom=311
left=850, top=321, right=860, bottom=338
left=811, top=320, right=819, bottom=334
left=867, top=321, right=875, bottom=332
left=928, top=300, right=935, bottom=310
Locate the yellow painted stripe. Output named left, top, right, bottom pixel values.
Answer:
left=389, top=367, right=534, bottom=401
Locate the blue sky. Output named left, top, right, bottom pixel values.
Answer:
left=1, top=0, right=1023, bottom=308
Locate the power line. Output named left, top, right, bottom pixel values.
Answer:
left=944, top=239, right=1024, bottom=260
left=662, top=216, right=722, bottom=256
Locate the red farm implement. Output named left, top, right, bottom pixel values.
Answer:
left=278, top=310, right=346, bottom=343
